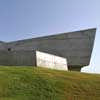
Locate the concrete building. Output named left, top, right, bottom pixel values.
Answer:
left=0, top=28, right=96, bottom=71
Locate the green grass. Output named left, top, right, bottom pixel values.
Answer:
left=0, top=66, right=100, bottom=100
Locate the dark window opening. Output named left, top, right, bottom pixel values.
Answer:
left=8, top=48, right=11, bottom=51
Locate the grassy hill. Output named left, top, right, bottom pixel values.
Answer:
left=0, top=66, right=100, bottom=100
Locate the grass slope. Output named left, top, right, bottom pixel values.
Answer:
left=0, top=66, right=100, bottom=100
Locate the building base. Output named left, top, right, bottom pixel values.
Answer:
left=68, top=66, right=82, bottom=71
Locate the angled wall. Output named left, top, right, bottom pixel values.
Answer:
left=36, top=51, right=68, bottom=70
left=0, top=28, right=96, bottom=71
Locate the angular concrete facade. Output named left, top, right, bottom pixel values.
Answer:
left=36, top=51, right=68, bottom=70
left=0, top=28, right=96, bottom=71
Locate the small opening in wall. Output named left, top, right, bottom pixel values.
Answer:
left=8, top=48, right=11, bottom=51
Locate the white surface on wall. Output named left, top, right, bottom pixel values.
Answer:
left=36, top=51, right=68, bottom=70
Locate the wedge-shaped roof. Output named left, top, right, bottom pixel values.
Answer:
left=0, top=28, right=96, bottom=67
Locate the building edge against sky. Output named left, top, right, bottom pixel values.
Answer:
left=0, top=28, right=96, bottom=71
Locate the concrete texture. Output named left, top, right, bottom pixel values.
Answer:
left=0, top=28, right=96, bottom=71
left=36, top=51, right=68, bottom=70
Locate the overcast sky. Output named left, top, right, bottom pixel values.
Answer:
left=0, top=0, right=100, bottom=73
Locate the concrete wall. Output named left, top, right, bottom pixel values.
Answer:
left=0, top=50, right=36, bottom=66
left=0, top=28, right=96, bottom=71
left=36, top=51, right=68, bottom=70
